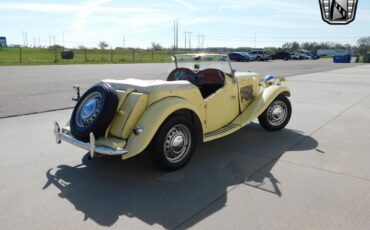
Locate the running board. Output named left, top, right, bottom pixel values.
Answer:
left=204, top=123, right=241, bottom=142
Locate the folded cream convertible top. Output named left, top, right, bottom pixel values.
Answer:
left=102, top=78, right=196, bottom=94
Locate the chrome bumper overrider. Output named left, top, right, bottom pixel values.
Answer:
left=53, top=121, right=128, bottom=158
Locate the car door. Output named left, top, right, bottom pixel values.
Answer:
left=205, top=76, right=239, bottom=131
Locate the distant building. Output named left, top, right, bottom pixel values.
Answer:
left=0, top=37, right=7, bottom=48
left=317, top=49, right=354, bottom=56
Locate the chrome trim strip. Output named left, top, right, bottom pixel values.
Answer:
left=54, top=121, right=128, bottom=157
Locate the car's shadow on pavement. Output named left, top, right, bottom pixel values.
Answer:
left=43, top=123, right=318, bottom=229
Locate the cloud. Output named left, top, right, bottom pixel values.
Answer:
left=74, top=0, right=112, bottom=28
left=0, top=2, right=157, bottom=14
left=0, top=1, right=159, bottom=29
left=0, top=3, right=78, bottom=13
left=173, top=0, right=197, bottom=10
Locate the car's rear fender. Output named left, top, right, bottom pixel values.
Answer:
left=123, top=97, right=205, bottom=159
left=233, top=85, right=290, bottom=127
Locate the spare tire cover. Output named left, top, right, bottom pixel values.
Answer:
left=70, top=83, right=118, bottom=140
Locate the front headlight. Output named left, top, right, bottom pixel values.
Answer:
left=261, top=75, right=285, bottom=87
left=262, top=75, right=276, bottom=86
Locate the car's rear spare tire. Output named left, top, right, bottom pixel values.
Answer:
left=70, top=83, right=118, bottom=140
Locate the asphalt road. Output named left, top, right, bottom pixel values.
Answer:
left=0, top=64, right=369, bottom=229
left=0, top=59, right=360, bottom=118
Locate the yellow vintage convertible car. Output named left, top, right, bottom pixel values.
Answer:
left=54, top=54, right=291, bottom=171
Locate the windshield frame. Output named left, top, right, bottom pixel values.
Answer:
left=173, top=54, right=234, bottom=76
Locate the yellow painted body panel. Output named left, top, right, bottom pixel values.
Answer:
left=204, top=76, right=239, bottom=130
left=109, top=91, right=148, bottom=139
left=123, top=97, right=205, bottom=159
left=203, top=85, right=290, bottom=142
left=233, top=85, right=290, bottom=127
left=237, top=76, right=260, bottom=111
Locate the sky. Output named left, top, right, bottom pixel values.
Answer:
left=1, top=0, right=369, bottom=49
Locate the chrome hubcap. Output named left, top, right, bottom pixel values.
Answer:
left=267, top=100, right=287, bottom=126
left=81, top=98, right=97, bottom=120
left=163, top=124, right=191, bottom=163
left=75, top=92, right=103, bottom=127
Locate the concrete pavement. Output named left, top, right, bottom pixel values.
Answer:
left=0, top=64, right=369, bottom=229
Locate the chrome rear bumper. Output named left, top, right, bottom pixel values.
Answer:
left=53, top=121, right=128, bottom=158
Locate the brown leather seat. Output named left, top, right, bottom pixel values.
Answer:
left=167, top=68, right=226, bottom=98
left=198, top=69, right=225, bottom=85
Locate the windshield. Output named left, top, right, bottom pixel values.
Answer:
left=174, top=54, right=233, bottom=75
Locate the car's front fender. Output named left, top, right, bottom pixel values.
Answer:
left=122, top=97, right=204, bottom=159
left=233, top=85, right=290, bottom=127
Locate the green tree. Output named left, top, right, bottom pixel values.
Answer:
left=281, top=41, right=300, bottom=51
left=151, top=42, right=163, bottom=50
left=357, top=37, right=370, bottom=55
left=98, top=41, right=109, bottom=50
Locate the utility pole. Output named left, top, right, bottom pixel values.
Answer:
left=173, top=21, right=176, bottom=50
left=22, top=31, right=25, bottom=47
left=254, top=32, right=256, bottom=48
left=25, top=32, right=28, bottom=47
left=174, top=20, right=179, bottom=50
left=184, top=32, right=191, bottom=49
left=189, top=32, right=191, bottom=49
left=202, top=34, right=205, bottom=49
left=176, top=20, right=179, bottom=49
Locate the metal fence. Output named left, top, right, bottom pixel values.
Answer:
left=0, top=48, right=183, bottom=65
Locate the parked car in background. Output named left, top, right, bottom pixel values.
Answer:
left=271, top=52, right=291, bottom=60
left=297, top=49, right=317, bottom=60
left=290, top=52, right=300, bottom=60
left=228, top=52, right=250, bottom=62
left=248, top=50, right=271, bottom=61
left=298, top=53, right=312, bottom=60
left=241, top=52, right=254, bottom=61
left=309, top=54, right=320, bottom=60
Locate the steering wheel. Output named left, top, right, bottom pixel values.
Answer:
left=167, top=68, right=196, bottom=82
